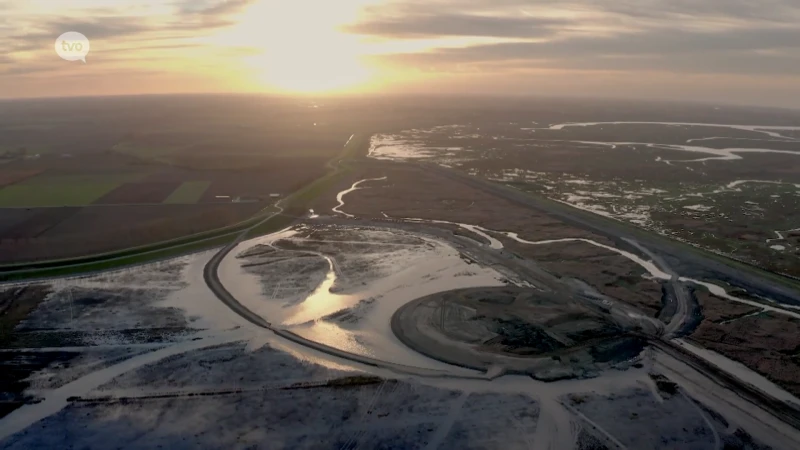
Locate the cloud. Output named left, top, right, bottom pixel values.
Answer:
left=6, top=0, right=256, bottom=51
left=351, top=0, right=800, bottom=78
left=343, top=13, right=567, bottom=38
left=2, top=0, right=800, bottom=106
left=171, top=0, right=258, bottom=30
left=375, top=39, right=800, bottom=77
left=348, top=0, right=800, bottom=38
left=583, top=0, right=800, bottom=23
left=392, top=26, right=800, bottom=60
left=193, top=0, right=257, bottom=17
left=7, top=17, right=151, bottom=53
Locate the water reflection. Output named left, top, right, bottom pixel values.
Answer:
left=282, top=256, right=358, bottom=326
left=291, top=321, right=375, bottom=357
left=221, top=226, right=503, bottom=371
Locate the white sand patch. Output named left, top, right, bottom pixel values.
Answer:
left=575, top=191, right=621, bottom=199
left=684, top=204, right=713, bottom=212
left=687, top=136, right=795, bottom=144
left=565, top=194, right=593, bottom=203
left=726, top=180, right=800, bottom=189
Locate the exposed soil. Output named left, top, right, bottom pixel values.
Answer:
left=695, top=291, right=761, bottom=323
left=501, top=238, right=664, bottom=318
left=0, top=256, right=194, bottom=420
left=94, top=182, right=181, bottom=204
left=0, top=203, right=261, bottom=262
left=0, top=169, right=43, bottom=188
left=0, top=285, right=52, bottom=346
left=576, top=429, right=610, bottom=450
left=690, top=310, right=800, bottom=397
left=566, top=387, right=718, bottom=449
left=0, top=209, right=39, bottom=237
left=423, top=222, right=492, bottom=246
left=0, top=207, right=80, bottom=240
left=0, top=351, right=79, bottom=419
left=134, top=162, right=329, bottom=202
left=321, top=164, right=607, bottom=241
left=20, top=285, right=189, bottom=333
left=392, top=286, right=650, bottom=379
left=1, top=285, right=59, bottom=418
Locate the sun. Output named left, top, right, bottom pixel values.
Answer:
left=248, top=35, right=373, bottom=94
left=222, top=0, right=378, bottom=94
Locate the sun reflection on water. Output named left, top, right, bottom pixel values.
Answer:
left=282, top=256, right=358, bottom=326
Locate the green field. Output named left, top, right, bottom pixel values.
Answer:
left=163, top=181, right=211, bottom=204
left=0, top=173, right=146, bottom=207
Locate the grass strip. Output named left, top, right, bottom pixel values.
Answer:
left=0, top=233, right=237, bottom=282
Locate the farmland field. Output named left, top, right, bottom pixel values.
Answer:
left=0, top=170, right=42, bottom=188
left=0, top=203, right=262, bottom=262
left=0, top=179, right=123, bottom=207
left=0, top=208, right=79, bottom=240
left=94, top=182, right=181, bottom=204
left=163, top=181, right=211, bottom=204
left=0, top=172, right=149, bottom=206
left=0, top=95, right=380, bottom=263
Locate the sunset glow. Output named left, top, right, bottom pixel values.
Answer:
left=2, top=0, right=800, bottom=107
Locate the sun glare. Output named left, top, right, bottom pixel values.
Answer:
left=248, top=34, right=373, bottom=94
left=221, top=0, right=378, bottom=94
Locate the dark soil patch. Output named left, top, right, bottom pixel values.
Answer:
left=649, top=373, right=679, bottom=398
left=0, top=285, right=52, bottom=346
left=0, top=350, right=79, bottom=419
left=94, top=182, right=180, bottom=204
left=0, top=207, right=80, bottom=239
left=487, top=318, right=565, bottom=354
left=0, top=169, right=44, bottom=188
left=0, top=203, right=261, bottom=263
left=0, top=208, right=39, bottom=236
left=0, top=285, right=63, bottom=419
left=576, top=429, right=610, bottom=450
left=7, top=328, right=190, bottom=348
left=690, top=312, right=800, bottom=397
left=198, top=159, right=328, bottom=203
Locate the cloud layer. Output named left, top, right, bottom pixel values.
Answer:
left=349, top=0, right=800, bottom=76
left=1, top=0, right=799, bottom=107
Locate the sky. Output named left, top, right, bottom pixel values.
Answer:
left=2, top=0, right=800, bottom=108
